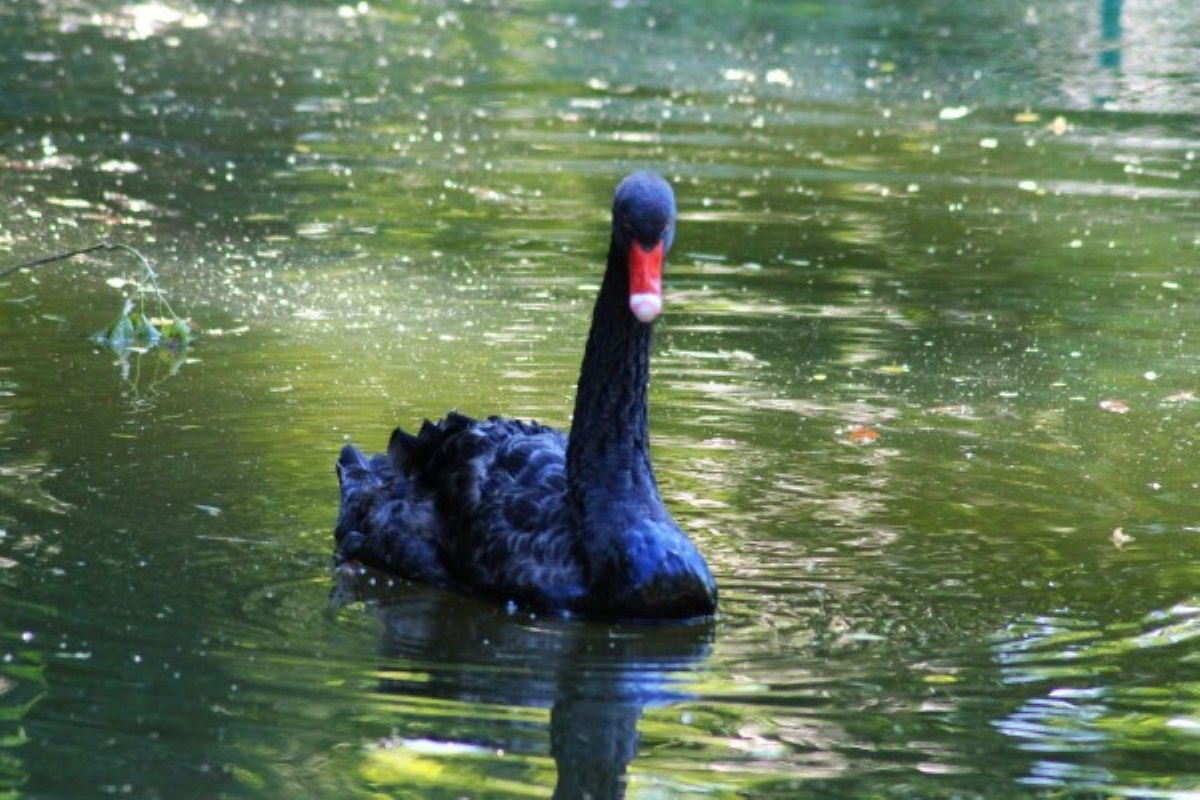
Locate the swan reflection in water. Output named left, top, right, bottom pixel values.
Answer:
left=333, top=568, right=714, bottom=799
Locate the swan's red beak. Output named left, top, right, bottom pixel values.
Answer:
left=628, top=240, right=664, bottom=323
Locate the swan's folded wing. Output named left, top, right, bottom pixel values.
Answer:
left=398, top=414, right=586, bottom=608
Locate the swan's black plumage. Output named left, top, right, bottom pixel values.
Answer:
left=335, top=172, right=717, bottom=619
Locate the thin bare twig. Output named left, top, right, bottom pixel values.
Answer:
left=0, top=241, right=115, bottom=279
left=0, top=240, right=180, bottom=319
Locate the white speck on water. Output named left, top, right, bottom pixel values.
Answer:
left=98, top=159, right=140, bottom=174
left=765, top=68, right=793, bottom=87
left=1167, top=717, right=1200, bottom=734
left=979, top=137, right=998, bottom=149
left=398, top=738, right=490, bottom=756
left=195, top=504, right=222, bottom=517
left=938, top=106, right=970, bottom=120
left=722, top=68, right=755, bottom=83
left=21, top=631, right=33, bottom=643
left=47, top=197, right=92, bottom=209
left=1143, top=371, right=1158, bottom=381
left=1068, top=239, right=1083, bottom=248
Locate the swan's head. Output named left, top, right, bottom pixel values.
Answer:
left=612, top=172, right=676, bottom=324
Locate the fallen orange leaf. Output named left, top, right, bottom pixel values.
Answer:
left=848, top=425, right=881, bottom=444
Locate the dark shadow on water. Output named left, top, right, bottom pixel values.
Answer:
left=333, top=569, right=714, bottom=799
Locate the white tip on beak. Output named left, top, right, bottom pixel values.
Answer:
left=630, top=292, right=662, bottom=323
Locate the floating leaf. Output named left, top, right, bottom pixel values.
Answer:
left=1111, top=527, right=1134, bottom=548
left=847, top=425, right=881, bottom=444
left=923, top=673, right=959, bottom=685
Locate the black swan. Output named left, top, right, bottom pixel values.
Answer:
left=334, top=172, right=717, bottom=619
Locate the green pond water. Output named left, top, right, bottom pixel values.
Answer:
left=1, top=1, right=1198, bottom=797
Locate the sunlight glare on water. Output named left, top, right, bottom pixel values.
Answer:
left=0, top=0, right=1197, bottom=797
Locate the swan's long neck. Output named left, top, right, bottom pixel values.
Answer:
left=564, top=218, right=717, bottom=618
left=566, top=237, right=659, bottom=507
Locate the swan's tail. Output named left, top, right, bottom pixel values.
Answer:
left=333, top=443, right=388, bottom=556
left=333, top=436, right=449, bottom=585
left=335, top=443, right=370, bottom=484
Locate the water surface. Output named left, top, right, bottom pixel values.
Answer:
left=1, top=1, right=1198, bottom=797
